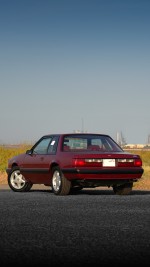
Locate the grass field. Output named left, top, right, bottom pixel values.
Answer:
left=0, top=145, right=150, bottom=190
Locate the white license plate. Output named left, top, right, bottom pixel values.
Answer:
left=103, top=159, right=116, bottom=167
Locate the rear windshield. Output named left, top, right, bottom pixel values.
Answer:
left=63, top=134, right=123, bottom=152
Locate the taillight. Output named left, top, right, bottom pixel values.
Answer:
left=73, top=158, right=103, bottom=167
left=117, top=158, right=142, bottom=167
left=74, top=159, right=85, bottom=167
left=134, top=158, right=142, bottom=167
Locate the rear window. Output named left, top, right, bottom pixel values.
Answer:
left=63, top=134, right=122, bottom=152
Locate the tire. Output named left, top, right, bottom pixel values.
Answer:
left=70, top=186, right=83, bottom=194
left=113, top=182, right=133, bottom=195
left=51, top=167, right=71, bottom=196
left=8, top=167, right=33, bottom=192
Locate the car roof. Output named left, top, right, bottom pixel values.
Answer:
left=42, top=133, right=110, bottom=138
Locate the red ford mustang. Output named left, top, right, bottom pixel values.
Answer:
left=6, top=133, right=144, bottom=195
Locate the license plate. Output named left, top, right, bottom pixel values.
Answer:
left=103, top=159, right=116, bottom=167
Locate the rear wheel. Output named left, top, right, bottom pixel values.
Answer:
left=8, top=167, right=33, bottom=192
left=113, top=183, right=133, bottom=195
left=70, top=185, right=83, bottom=194
left=52, top=167, right=71, bottom=195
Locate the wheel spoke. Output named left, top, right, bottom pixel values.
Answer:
left=52, top=168, right=71, bottom=195
left=11, top=171, right=26, bottom=189
left=52, top=171, right=61, bottom=191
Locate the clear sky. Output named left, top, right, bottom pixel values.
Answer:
left=0, top=0, right=150, bottom=144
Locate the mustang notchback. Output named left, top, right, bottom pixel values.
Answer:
left=6, top=133, right=144, bottom=195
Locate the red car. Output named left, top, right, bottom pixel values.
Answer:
left=6, top=133, right=144, bottom=195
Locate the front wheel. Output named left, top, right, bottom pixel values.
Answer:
left=113, top=182, right=133, bottom=195
left=8, top=167, right=33, bottom=192
left=51, top=167, right=71, bottom=196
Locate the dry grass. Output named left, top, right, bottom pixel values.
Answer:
left=1, top=147, right=149, bottom=189
left=0, top=172, right=7, bottom=185
left=133, top=165, right=150, bottom=190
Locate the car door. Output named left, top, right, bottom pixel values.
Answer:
left=21, top=136, right=59, bottom=184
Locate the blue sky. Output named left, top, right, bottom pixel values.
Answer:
left=0, top=0, right=150, bottom=144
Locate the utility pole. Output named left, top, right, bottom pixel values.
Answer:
left=148, top=134, right=150, bottom=145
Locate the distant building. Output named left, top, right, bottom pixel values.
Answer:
left=123, top=144, right=145, bottom=149
left=116, top=131, right=126, bottom=146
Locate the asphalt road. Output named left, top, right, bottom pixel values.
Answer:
left=0, top=185, right=150, bottom=267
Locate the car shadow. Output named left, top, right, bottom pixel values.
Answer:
left=30, top=188, right=150, bottom=196
left=1, top=185, right=150, bottom=195
left=78, top=189, right=150, bottom=195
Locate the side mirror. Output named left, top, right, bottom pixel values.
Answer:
left=26, top=149, right=32, bottom=155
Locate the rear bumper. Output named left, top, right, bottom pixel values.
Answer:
left=62, top=167, right=144, bottom=175
left=62, top=167, right=144, bottom=183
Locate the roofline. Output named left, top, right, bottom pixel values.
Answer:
left=42, top=133, right=110, bottom=137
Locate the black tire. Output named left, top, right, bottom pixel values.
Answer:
left=8, top=167, right=33, bottom=192
left=113, top=182, right=133, bottom=195
left=70, top=186, right=83, bottom=194
left=51, top=167, right=71, bottom=196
